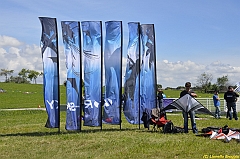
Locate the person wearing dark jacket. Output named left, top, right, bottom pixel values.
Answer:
left=157, top=89, right=163, bottom=109
left=180, top=82, right=198, bottom=134
left=224, top=86, right=239, bottom=120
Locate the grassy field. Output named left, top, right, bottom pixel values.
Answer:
left=0, top=83, right=66, bottom=109
left=0, top=82, right=223, bottom=109
left=0, top=110, right=239, bottom=159
left=0, top=83, right=240, bottom=159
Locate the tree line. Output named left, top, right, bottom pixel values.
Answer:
left=1, top=69, right=233, bottom=92
left=195, top=72, right=230, bottom=93
left=159, top=72, right=231, bottom=93
left=0, top=68, right=42, bottom=84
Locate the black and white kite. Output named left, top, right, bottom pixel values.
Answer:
left=234, top=82, right=240, bottom=93
left=162, top=94, right=214, bottom=116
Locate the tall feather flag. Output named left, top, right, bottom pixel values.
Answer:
left=39, top=17, right=60, bottom=128
left=139, top=24, right=157, bottom=115
left=102, top=21, right=122, bottom=125
left=123, top=22, right=141, bottom=124
left=61, top=21, right=82, bottom=130
left=81, top=21, right=102, bottom=126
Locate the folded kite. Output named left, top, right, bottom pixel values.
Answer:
left=162, top=94, right=214, bottom=116
left=210, top=130, right=240, bottom=142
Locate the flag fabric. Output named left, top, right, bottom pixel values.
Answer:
left=123, top=22, right=141, bottom=124
left=39, top=17, right=60, bottom=128
left=102, top=21, right=122, bottom=124
left=81, top=21, right=102, bottom=126
left=139, top=24, right=157, bottom=118
left=61, top=21, right=81, bottom=130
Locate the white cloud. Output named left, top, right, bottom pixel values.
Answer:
left=1, top=35, right=240, bottom=89
left=157, top=60, right=240, bottom=88
left=0, top=35, right=23, bottom=47
left=0, top=37, right=42, bottom=83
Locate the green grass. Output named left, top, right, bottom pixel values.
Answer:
left=0, top=83, right=66, bottom=109
left=0, top=83, right=240, bottom=159
left=0, top=82, right=221, bottom=109
left=163, top=89, right=224, bottom=98
left=0, top=110, right=239, bottom=159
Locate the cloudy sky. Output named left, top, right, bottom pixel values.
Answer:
left=0, top=0, right=240, bottom=88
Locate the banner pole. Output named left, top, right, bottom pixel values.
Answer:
left=138, top=22, right=141, bottom=130
left=79, top=21, right=83, bottom=132
left=120, top=21, right=123, bottom=130
left=153, top=24, right=157, bottom=109
left=54, top=18, right=60, bottom=133
left=100, top=21, right=103, bottom=131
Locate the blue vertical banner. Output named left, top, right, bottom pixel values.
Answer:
left=39, top=17, right=60, bottom=128
left=81, top=21, right=102, bottom=126
left=102, top=21, right=122, bottom=125
left=140, top=24, right=157, bottom=113
left=61, top=21, right=81, bottom=130
left=123, top=22, right=141, bottom=124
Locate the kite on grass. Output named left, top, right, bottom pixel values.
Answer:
left=210, top=130, right=240, bottom=142
left=162, top=94, right=214, bottom=116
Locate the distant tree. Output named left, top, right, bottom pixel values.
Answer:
left=64, top=79, right=84, bottom=87
left=38, top=72, right=43, bottom=81
left=28, top=70, right=40, bottom=84
left=0, top=69, right=14, bottom=82
left=211, top=84, right=219, bottom=91
left=9, top=76, right=26, bottom=83
left=216, top=75, right=229, bottom=91
left=157, top=84, right=162, bottom=89
left=196, top=72, right=213, bottom=93
left=176, top=86, right=185, bottom=90
left=18, top=68, right=30, bottom=83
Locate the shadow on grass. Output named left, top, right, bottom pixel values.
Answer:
left=0, top=127, right=146, bottom=137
